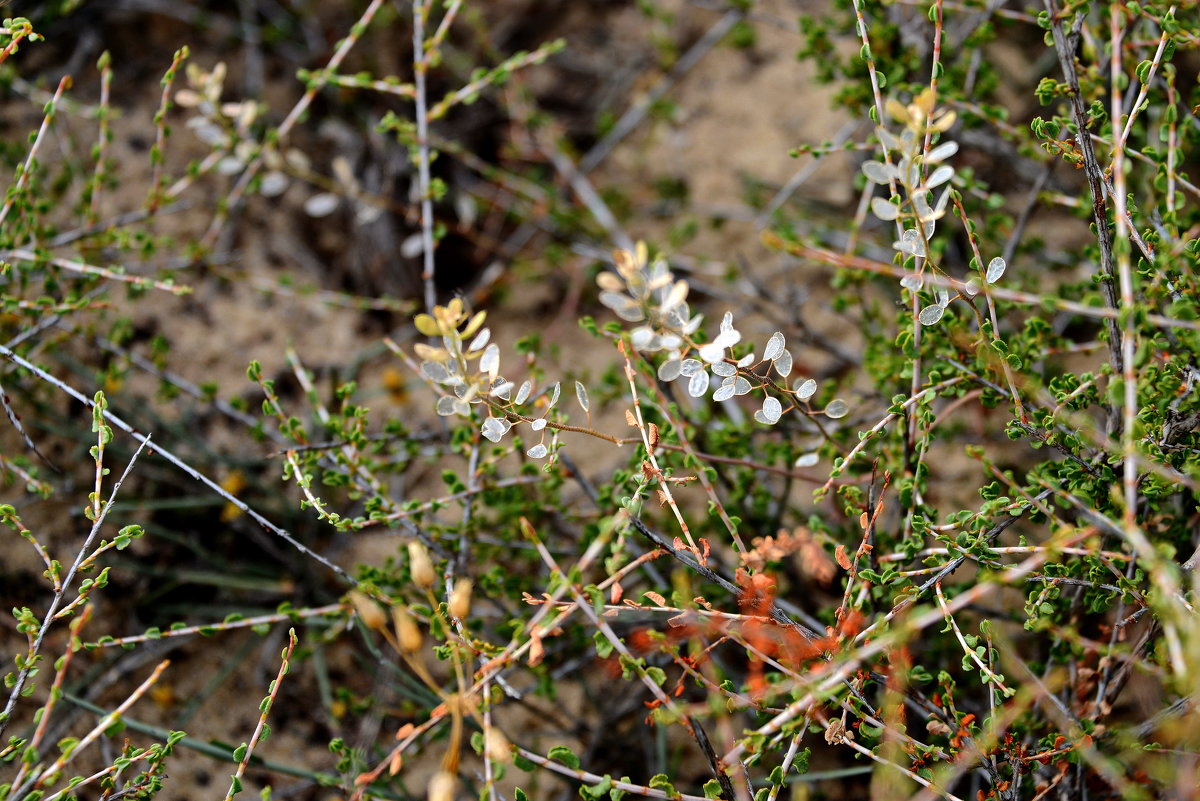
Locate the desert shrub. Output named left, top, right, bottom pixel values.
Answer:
left=2, top=2, right=1200, bottom=801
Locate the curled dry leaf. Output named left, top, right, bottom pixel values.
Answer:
left=610, top=582, right=624, bottom=604
left=835, top=544, right=852, bottom=571
left=743, top=527, right=835, bottom=585
left=528, top=626, right=545, bottom=666
left=926, top=720, right=953, bottom=736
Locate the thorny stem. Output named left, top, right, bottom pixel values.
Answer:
left=13, top=661, right=171, bottom=799
left=222, top=630, right=297, bottom=801
left=0, top=438, right=149, bottom=740
left=1116, top=7, right=1175, bottom=151
left=907, top=0, right=944, bottom=453
left=85, top=605, right=344, bottom=649
left=1108, top=7, right=1190, bottom=681
left=9, top=606, right=92, bottom=792
left=819, top=377, right=963, bottom=493
left=764, top=236, right=1200, bottom=333
left=1043, top=1, right=1124, bottom=385
left=0, top=75, right=71, bottom=231
left=619, top=342, right=703, bottom=554
left=413, top=0, right=437, bottom=313
left=0, top=249, right=191, bottom=295
left=147, top=47, right=188, bottom=213
left=1110, top=5, right=1141, bottom=549
left=88, top=51, right=113, bottom=225
left=0, top=343, right=353, bottom=584
left=935, top=582, right=1012, bottom=694
left=634, top=353, right=748, bottom=553
left=949, top=194, right=1026, bottom=422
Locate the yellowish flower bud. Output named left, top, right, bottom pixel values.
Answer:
left=408, top=541, right=436, bottom=589
left=449, top=578, right=472, bottom=620
left=485, top=728, right=511, bottom=764
left=348, top=590, right=387, bottom=631
left=428, top=770, right=456, bottom=801
left=393, top=606, right=423, bottom=653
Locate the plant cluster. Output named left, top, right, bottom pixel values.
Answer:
left=3, top=2, right=1200, bottom=801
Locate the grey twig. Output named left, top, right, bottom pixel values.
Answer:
left=412, top=0, right=438, bottom=313
left=0, top=343, right=353, bottom=586
left=1042, top=2, right=1122, bottom=380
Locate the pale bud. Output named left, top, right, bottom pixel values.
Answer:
left=348, top=590, right=387, bottom=631
left=409, top=541, right=436, bottom=589
left=429, top=770, right=456, bottom=801
left=485, top=728, right=511, bottom=763
left=393, top=606, right=423, bottom=653
left=449, top=578, right=473, bottom=620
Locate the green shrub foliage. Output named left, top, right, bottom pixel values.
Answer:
left=2, top=3, right=1200, bottom=801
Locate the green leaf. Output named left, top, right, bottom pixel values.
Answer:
left=548, top=745, right=580, bottom=770
left=580, top=775, right=612, bottom=800
left=649, top=774, right=676, bottom=795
